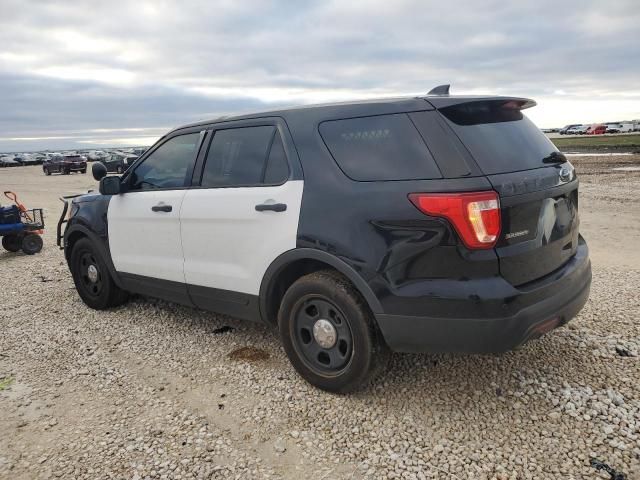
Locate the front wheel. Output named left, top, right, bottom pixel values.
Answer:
left=116, top=165, right=123, bottom=174
left=44, top=167, right=51, bottom=176
left=2, top=234, right=22, bottom=252
left=81, top=168, right=87, bottom=174
left=70, top=238, right=128, bottom=309
left=278, top=270, right=388, bottom=393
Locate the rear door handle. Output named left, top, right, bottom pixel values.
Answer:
left=151, top=204, right=172, bottom=212
left=255, top=203, right=287, bottom=212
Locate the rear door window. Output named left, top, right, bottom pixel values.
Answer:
left=201, top=126, right=289, bottom=187
left=319, top=114, right=442, bottom=181
left=439, top=101, right=558, bottom=175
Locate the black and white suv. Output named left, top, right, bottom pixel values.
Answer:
left=58, top=88, right=591, bottom=392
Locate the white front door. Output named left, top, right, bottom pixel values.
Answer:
left=107, top=132, right=203, bottom=283
left=180, top=125, right=303, bottom=298
left=108, top=190, right=187, bottom=282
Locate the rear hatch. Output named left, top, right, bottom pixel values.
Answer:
left=433, top=99, right=580, bottom=286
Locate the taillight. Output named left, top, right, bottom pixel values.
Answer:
left=408, top=191, right=501, bottom=249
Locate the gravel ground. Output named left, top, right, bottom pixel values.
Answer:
left=1, top=157, right=639, bottom=480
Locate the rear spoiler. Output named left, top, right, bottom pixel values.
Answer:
left=424, top=96, right=536, bottom=110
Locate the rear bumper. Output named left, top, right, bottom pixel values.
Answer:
left=375, top=238, right=591, bottom=353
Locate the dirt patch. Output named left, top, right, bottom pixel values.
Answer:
left=228, top=346, right=270, bottom=362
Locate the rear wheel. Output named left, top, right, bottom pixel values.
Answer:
left=70, top=238, right=128, bottom=309
left=2, top=234, right=22, bottom=252
left=63, top=168, right=70, bottom=175
left=278, top=270, right=388, bottom=393
left=21, top=234, right=43, bottom=255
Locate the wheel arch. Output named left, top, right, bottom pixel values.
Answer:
left=64, top=224, right=124, bottom=289
left=259, top=248, right=383, bottom=326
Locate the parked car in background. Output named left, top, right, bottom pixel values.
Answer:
left=0, top=157, right=20, bottom=167
left=566, top=125, right=588, bottom=135
left=103, top=153, right=138, bottom=173
left=17, top=155, right=40, bottom=165
left=617, top=123, right=635, bottom=133
left=586, top=124, right=606, bottom=135
left=43, top=155, right=87, bottom=175
left=87, top=150, right=108, bottom=161
left=559, top=124, right=581, bottom=135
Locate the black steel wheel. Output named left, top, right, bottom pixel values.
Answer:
left=21, top=234, right=43, bottom=255
left=279, top=270, right=389, bottom=393
left=70, top=238, right=128, bottom=309
left=79, top=251, right=103, bottom=297
left=2, top=234, right=22, bottom=252
left=292, top=296, right=353, bottom=375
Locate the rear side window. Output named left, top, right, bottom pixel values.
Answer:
left=440, top=101, right=558, bottom=175
left=201, top=126, right=289, bottom=187
left=319, top=114, right=442, bottom=181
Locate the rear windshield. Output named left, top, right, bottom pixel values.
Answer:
left=319, top=113, right=442, bottom=181
left=439, top=101, right=558, bottom=175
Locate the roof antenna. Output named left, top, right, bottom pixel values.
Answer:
left=427, top=84, right=450, bottom=96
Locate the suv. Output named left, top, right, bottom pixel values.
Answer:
left=103, top=153, right=138, bottom=173
left=43, top=155, right=87, bottom=175
left=566, top=125, right=588, bottom=135
left=558, top=124, right=581, bottom=135
left=586, top=124, right=606, bottom=135
left=58, top=89, right=591, bottom=392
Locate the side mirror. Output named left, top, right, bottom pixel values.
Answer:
left=92, top=161, right=107, bottom=181
left=99, top=176, right=122, bottom=195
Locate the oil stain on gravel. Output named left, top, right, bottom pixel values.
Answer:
left=227, top=346, right=270, bottom=362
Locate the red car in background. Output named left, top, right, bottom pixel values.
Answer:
left=43, top=155, right=87, bottom=175
left=586, top=124, right=607, bottom=135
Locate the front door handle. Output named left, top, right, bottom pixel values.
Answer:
left=151, top=204, right=172, bottom=212
left=255, top=203, right=287, bottom=212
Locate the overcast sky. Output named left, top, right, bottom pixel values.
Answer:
left=1, top=0, right=639, bottom=152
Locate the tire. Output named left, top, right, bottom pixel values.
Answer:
left=21, top=234, right=43, bottom=255
left=70, top=238, right=128, bottom=309
left=278, top=270, right=389, bottom=393
left=2, top=234, right=22, bottom=252
left=44, top=167, right=51, bottom=176
left=81, top=169, right=87, bottom=174
left=63, top=168, right=70, bottom=175
left=116, top=165, right=123, bottom=174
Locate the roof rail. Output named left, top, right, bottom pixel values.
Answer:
left=427, top=84, right=450, bottom=96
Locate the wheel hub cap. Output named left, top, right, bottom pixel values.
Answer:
left=87, top=264, right=98, bottom=283
left=313, top=319, right=337, bottom=349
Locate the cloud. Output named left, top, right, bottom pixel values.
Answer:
left=0, top=0, right=639, bottom=151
